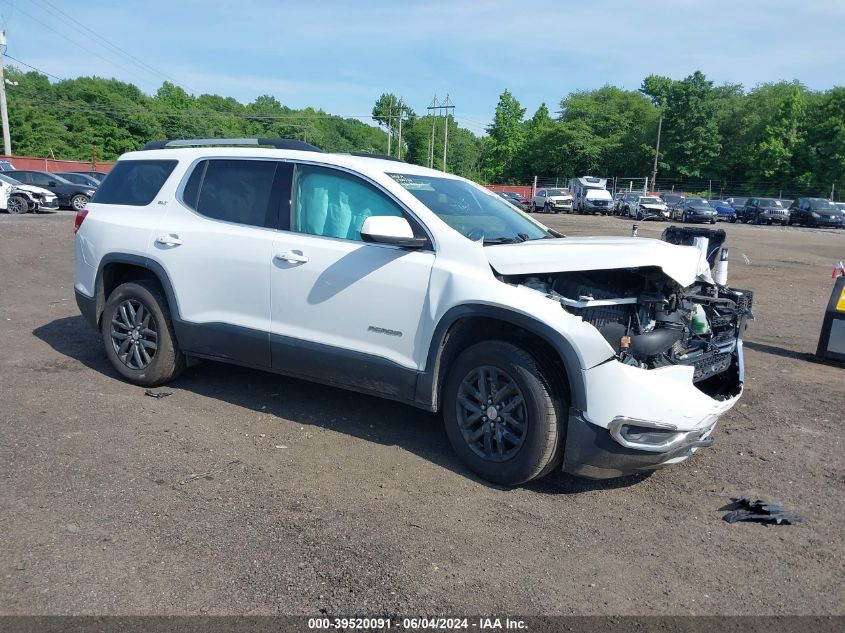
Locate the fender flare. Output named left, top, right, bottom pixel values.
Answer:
left=415, top=304, right=588, bottom=412
left=94, top=253, right=182, bottom=325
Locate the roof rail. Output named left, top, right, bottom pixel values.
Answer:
left=141, top=138, right=324, bottom=152
left=347, top=152, right=406, bottom=163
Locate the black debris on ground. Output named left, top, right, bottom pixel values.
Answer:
left=722, top=496, right=802, bottom=525
left=144, top=389, right=172, bottom=399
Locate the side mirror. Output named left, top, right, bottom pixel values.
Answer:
left=360, top=216, right=426, bottom=249
left=48, top=181, right=58, bottom=187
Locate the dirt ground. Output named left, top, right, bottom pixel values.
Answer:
left=0, top=211, right=843, bottom=616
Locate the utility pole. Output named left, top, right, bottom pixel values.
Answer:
left=441, top=94, right=455, bottom=173
left=397, top=98, right=403, bottom=160
left=427, top=94, right=439, bottom=169
left=651, top=115, right=662, bottom=192
left=0, top=31, right=12, bottom=157
left=386, top=95, right=393, bottom=157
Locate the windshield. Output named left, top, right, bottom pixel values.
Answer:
left=808, top=199, right=836, bottom=210
left=687, top=198, right=709, bottom=206
left=0, top=173, right=21, bottom=185
left=759, top=198, right=779, bottom=207
left=640, top=197, right=662, bottom=204
left=546, top=189, right=566, bottom=196
left=663, top=195, right=682, bottom=203
left=390, top=173, right=553, bottom=243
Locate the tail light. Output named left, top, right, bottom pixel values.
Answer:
left=73, top=209, right=88, bottom=234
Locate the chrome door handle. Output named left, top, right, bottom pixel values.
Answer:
left=155, top=235, right=183, bottom=247
left=275, top=251, right=309, bottom=264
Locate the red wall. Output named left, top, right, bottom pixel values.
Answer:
left=0, top=154, right=113, bottom=174
left=486, top=185, right=534, bottom=198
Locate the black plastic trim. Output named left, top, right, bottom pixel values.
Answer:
left=416, top=304, right=589, bottom=412
left=75, top=288, right=98, bottom=329
left=271, top=334, right=419, bottom=404
left=562, top=409, right=707, bottom=479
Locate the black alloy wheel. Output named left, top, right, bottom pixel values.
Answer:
left=110, top=298, right=158, bottom=370
left=456, top=365, right=528, bottom=463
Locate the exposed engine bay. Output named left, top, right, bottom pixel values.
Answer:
left=508, top=267, right=753, bottom=400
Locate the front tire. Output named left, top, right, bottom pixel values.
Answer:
left=7, top=194, right=28, bottom=214
left=443, top=341, right=566, bottom=486
left=101, top=281, right=185, bottom=387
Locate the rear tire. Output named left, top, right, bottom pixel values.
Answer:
left=70, top=194, right=89, bottom=211
left=101, top=280, right=185, bottom=387
left=443, top=341, right=566, bottom=486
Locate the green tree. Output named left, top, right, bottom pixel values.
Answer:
left=660, top=71, right=722, bottom=177
left=483, top=90, right=526, bottom=183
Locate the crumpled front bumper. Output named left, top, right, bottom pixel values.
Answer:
left=562, top=409, right=717, bottom=479
left=561, top=342, right=743, bottom=479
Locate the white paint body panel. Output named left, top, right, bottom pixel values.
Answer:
left=74, top=146, right=743, bottom=444
left=483, top=237, right=707, bottom=286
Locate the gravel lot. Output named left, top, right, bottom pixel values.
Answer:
left=1, top=211, right=843, bottom=616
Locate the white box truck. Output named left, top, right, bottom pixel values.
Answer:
left=570, top=176, right=613, bottom=215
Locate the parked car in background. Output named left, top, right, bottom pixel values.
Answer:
left=612, top=192, right=627, bottom=214
left=708, top=199, right=737, bottom=222
left=661, top=193, right=686, bottom=216
left=6, top=170, right=96, bottom=210
left=631, top=195, right=669, bottom=220
left=726, top=197, right=747, bottom=212
left=834, top=202, right=845, bottom=214
left=0, top=172, right=59, bottom=213
left=58, top=172, right=101, bottom=188
left=531, top=188, right=573, bottom=213
left=0, top=159, right=16, bottom=172
left=788, top=198, right=844, bottom=228
left=66, top=171, right=108, bottom=183
left=617, top=192, right=640, bottom=217
left=739, top=198, right=789, bottom=225
left=674, top=198, right=717, bottom=224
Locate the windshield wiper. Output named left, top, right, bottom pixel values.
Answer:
left=482, top=236, right=521, bottom=245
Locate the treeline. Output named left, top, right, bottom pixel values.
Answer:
left=5, top=67, right=390, bottom=162
left=483, top=72, right=845, bottom=197
left=6, top=65, right=844, bottom=197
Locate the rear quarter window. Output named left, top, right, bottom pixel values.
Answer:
left=91, top=160, right=177, bottom=206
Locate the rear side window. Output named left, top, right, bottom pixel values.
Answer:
left=182, top=159, right=278, bottom=228
left=91, top=160, right=177, bottom=206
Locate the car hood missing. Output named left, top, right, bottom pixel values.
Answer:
left=485, top=237, right=708, bottom=286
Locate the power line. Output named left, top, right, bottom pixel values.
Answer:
left=30, top=0, right=194, bottom=93
left=8, top=2, right=163, bottom=91
left=4, top=52, right=62, bottom=81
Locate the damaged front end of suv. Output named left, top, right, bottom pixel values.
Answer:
left=491, top=231, right=752, bottom=479
left=522, top=267, right=751, bottom=401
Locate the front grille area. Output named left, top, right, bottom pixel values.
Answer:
left=693, top=352, right=732, bottom=382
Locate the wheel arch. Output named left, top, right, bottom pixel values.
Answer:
left=94, top=254, right=180, bottom=328
left=416, top=304, right=587, bottom=413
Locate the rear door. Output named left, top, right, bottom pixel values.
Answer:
left=269, top=162, right=435, bottom=400
left=151, top=158, right=289, bottom=367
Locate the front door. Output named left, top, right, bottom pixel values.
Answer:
left=269, top=163, right=435, bottom=400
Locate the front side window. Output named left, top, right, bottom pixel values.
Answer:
left=389, top=173, right=552, bottom=243
left=183, top=159, right=277, bottom=227
left=93, top=160, right=177, bottom=206
left=292, top=165, right=404, bottom=241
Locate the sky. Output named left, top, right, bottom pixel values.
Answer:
left=2, top=0, right=844, bottom=136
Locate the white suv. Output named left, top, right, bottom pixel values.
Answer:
left=74, top=139, right=751, bottom=485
